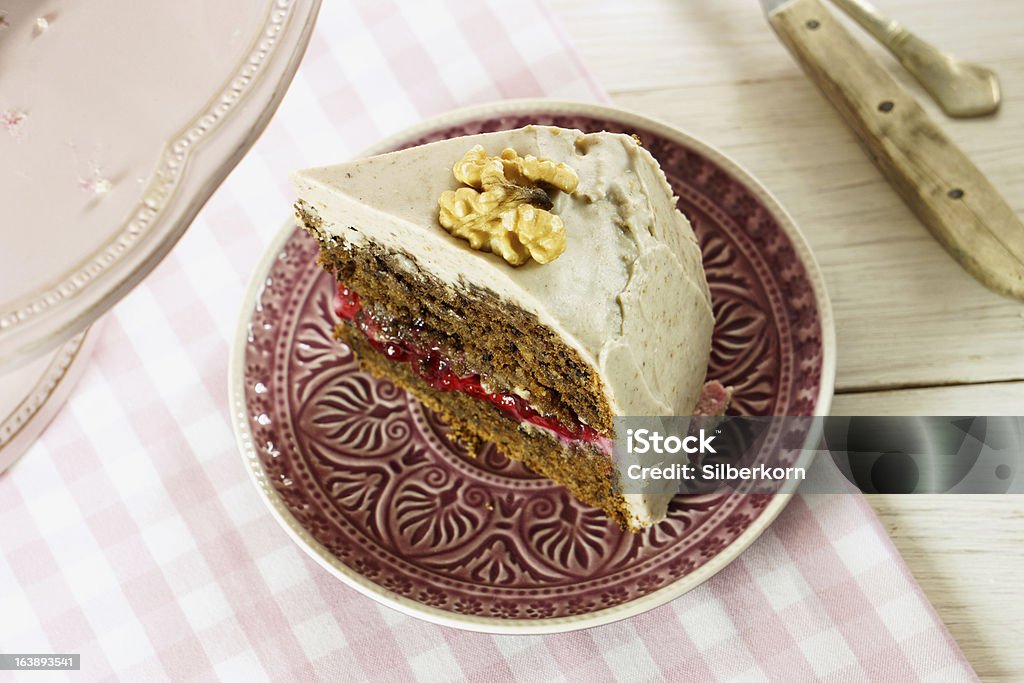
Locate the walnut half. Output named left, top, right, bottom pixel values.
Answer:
left=438, top=145, right=578, bottom=266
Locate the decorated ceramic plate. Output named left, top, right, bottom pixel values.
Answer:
left=0, top=0, right=321, bottom=367
left=229, top=100, right=836, bottom=634
left=0, top=327, right=98, bottom=473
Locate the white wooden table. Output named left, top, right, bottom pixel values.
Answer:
left=550, top=0, right=1024, bottom=679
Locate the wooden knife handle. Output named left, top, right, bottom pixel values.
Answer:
left=768, top=0, right=1024, bottom=300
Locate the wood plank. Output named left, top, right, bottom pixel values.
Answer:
left=769, top=0, right=1024, bottom=300
left=833, top=379, right=1024, bottom=414
left=833, top=384, right=1024, bottom=682
left=551, top=0, right=1021, bottom=97
left=548, top=3, right=1024, bottom=678
left=550, top=0, right=1024, bottom=390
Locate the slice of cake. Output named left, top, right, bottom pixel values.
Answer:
left=291, top=125, right=714, bottom=530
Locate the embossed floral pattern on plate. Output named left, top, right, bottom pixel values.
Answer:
left=234, top=106, right=832, bottom=630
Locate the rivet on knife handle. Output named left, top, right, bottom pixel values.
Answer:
left=765, top=0, right=1024, bottom=301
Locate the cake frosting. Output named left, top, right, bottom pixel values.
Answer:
left=291, top=126, right=714, bottom=428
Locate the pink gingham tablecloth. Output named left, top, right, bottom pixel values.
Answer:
left=0, top=1, right=975, bottom=680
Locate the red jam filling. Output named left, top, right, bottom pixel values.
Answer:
left=333, top=284, right=606, bottom=445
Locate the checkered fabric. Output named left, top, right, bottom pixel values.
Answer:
left=0, top=1, right=976, bottom=680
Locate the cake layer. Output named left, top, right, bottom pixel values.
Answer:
left=339, top=326, right=633, bottom=529
left=320, top=239, right=656, bottom=529
left=293, top=125, right=719, bottom=530
left=292, top=126, right=714, bottom=419
left=331, top=282, right=610, bottom=449
left=314, top=229, right=614, bottom=437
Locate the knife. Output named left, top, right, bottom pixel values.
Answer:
left=830, top=0, right=1001, bottom=118
left=760, top=0, right=1024, bottom=301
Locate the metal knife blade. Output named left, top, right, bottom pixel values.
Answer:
left=831, top=0, right=1001, bottom=118
left=758, top=0, right=797, bottom=16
